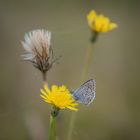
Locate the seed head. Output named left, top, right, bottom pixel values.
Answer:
left=21, top=29, right=55, bottom=74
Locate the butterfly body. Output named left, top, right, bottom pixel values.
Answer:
left=72, top=79, right=96, bottom=105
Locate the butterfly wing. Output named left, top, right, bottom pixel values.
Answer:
left=73, top=79, right=96, bottom=105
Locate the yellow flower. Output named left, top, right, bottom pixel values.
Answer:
left=40, top=84, right=78, bottom=111
left=87, top=10, right=117, bottom=33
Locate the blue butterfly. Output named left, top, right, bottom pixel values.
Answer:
left=72, top=79, right=96, bottom=105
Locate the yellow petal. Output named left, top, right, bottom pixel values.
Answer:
left=87, top=10, right=97, bottom=20
left=40, top=84, right=78, bottom=112
left=44, top=99, right=52, bottom=104
left=70, top=103, right=78, bottom=106
left=44, top=84, right=51, bottom=94
left=52, top=85, right=58, bottom=92
left=87, top=10, right=97, bottom=29
left=59, top=85, right=66, bottom=91
left=87, top=9, right=118, bottom=33
left=40, top=94, right=47, bottom=100
left=40, top=89, right=48, bottom=96
left=109, top=23, right=118, bottom=30
left=67, top=106, right=78, bottom=111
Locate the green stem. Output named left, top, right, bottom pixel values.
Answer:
left=49, top=107, right=59, bottom=140
left=82, top=32, right=98, bottom=81
left=67, top=32, right=98, bottom=140
left=82, top=43, right=95, bottom=81
left=67, top=112, right=76, bottom=140
left=49, top=114, right=56, bottom=140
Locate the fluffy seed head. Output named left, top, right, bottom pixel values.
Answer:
left=21, top=29, right=54, bottom=73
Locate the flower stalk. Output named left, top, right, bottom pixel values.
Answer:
left=82, top=32, right=98, bottom=81
left=67, top=32, right=98, bottom=140
left=49, top=107, right=59, bottom=140
left=49, top=114, right=56, bottom=140
left=42, top=71, right=47, bottom=82
left=68, top=8, right=118, bottom=140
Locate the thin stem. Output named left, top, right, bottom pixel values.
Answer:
left=42, top=71, right=47, bottom=82
left=82, top=43, right=94, bottom=81
left=67, top=112, right=76, bottom=140
left=67, top=32, right=98, bottom=140
left=82, top=32, right=98, bottom=81
left=49, top=107, right=59, bottom=140
left=49, top=114, right=56, bottom=140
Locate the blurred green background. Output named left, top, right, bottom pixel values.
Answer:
left=0, top=0, right=140, bottom=140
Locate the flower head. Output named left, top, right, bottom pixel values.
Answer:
left=87, top=10, right=117, bottom=33
left=40, top=84, right=78, bottom=111
left=21, top=29, right=55, bottom=73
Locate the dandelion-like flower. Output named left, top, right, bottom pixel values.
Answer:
left=40, top=84, right=78, bottom=111
left=87, top=10, right=117, bottom=33
left=21, top=29, right=56, bottom=76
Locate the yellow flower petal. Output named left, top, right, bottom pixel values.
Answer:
left=40, top=89, right=48, bottom=96
left=44, top=84, right=51, bottom=94
left=87, top=10, right=97, bottom=20
left=40, top=84, right=78, bottom=111
left=59, top=85, right=66, bottom=91
left=40, top=94, right=47, bottom=100
left=67, top=106, right=78, bottom=111
left=52, top=85, right=58, bottom=92
left=109, top=23, right=118, bottom=30
left=44, top=99, right=52, bottom=104
left=87, top=10, right=117, bottom=33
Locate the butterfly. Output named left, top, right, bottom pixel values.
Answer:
left=72, top=79, right=96, bottom=105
